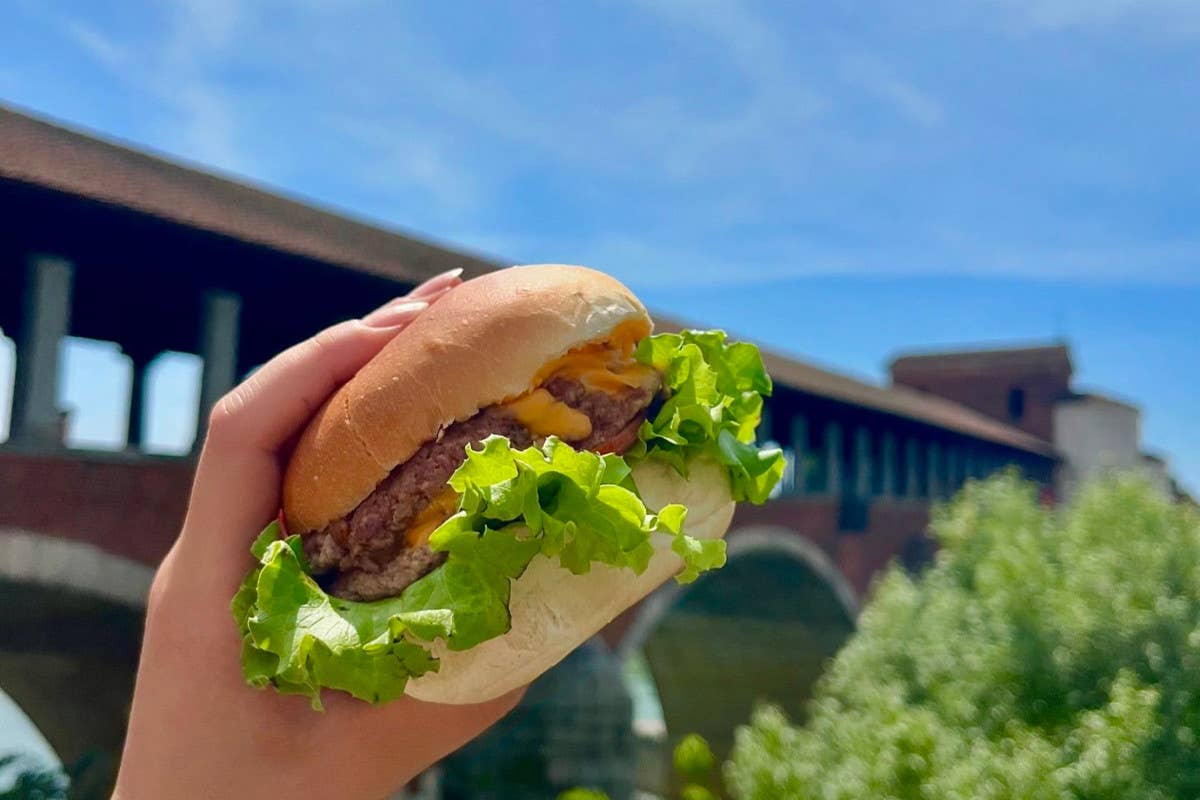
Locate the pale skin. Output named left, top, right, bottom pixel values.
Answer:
left=113, top=269, right=525, bottom=799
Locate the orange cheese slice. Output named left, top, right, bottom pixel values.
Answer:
left=503, top=388, right=593, bottom=440
left=404, top=487, right=461, bottom=548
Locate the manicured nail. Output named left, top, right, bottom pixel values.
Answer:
left=362, top=300, right=428, bottom=328
left=412, top=267, right=464, bottom=295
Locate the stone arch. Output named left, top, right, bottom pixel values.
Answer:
left=618, top=527, right=857, bottom=659
left=618, top=526, right=859, bottom=792
left=0, top=529, right=152, bottom=789
left=0, top=528, right=154, bottom=608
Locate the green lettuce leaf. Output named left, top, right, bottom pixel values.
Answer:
left=235, top=436, right=696, bottom=707
left=235, top=328, right=781, bottom=707
left=630, top=330, right=785, bottom=503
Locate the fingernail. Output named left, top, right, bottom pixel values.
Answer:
left=413, top=267, right=464, bottom=294
left=362, top=300, right=428, bottom=328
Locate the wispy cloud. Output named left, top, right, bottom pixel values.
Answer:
left=633, top=0, right=790, bottom=80
left=172, top=83, right=243, bottom=172
left=29, top=1, right=1200, bottom=290
left=155, top=0, right=247, bottom=173
left=841, top=52, right=944, bottom=127
left=60, top=18, right=130, bottom=71
left=574, top=231, right=1200, bottom=289
left=620, top=0, right=826, bottom=179
left=995, top=0, right=1200, bottom=33
left=334, top=117, right=482, bottom=213
left=168, top=0, right=241, bottom=53
left=51, top=3, right=250, bottom=175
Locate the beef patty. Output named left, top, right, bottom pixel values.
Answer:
left=304, top=376, right=657, bottom=600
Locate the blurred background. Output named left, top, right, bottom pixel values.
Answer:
left=0, top=2, right=1197, bottom=798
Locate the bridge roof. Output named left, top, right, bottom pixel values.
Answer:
left=890, top=343, right=1073, bottom=376
left=765, top=350, right=1056, bottom=456
left=1, top=103, right=1054, bottom=459
left=655, top=318, right=1057, bottom=458
left=0, top=103, right=499, bottom=284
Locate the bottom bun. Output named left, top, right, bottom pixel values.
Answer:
left=404, top=458, right=736, bottom=705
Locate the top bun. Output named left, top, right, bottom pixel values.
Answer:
left=283, top=264, right=652, bottom=535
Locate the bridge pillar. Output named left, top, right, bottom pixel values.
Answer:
left=945, top=446, right=961, bottom=494
left=790, top=415, right=808, bottom=496
left=757, top=404, right=773, bottom=445
left=927, top=442, right=943, bottom=498
left=10, top=254, right=73, bottom=447
left=124, top=350, right=155, bottom=450
left=824, top=422, right=843, bottom=495
left=194, top=290, right=241, bottom=451
left=853, top=426, right=871, bottom=498
left=881, top=431, right=897, bottom=498
left=904, top=437, right=920, bottom=499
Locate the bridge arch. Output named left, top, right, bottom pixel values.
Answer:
left=0, top=529, right=152, bottom=787
left=619, top=527, right=857, bottom=659
left=619, top=526, right=859, bottom=788
left=0, top=528, right=154, bottom=608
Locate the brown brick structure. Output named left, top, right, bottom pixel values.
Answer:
left=0, top=449, right=192, bottom=567
left=891, top=345, right=1072, bottom=442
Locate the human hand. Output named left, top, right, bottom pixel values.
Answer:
left=114, top=269, right=524, bottom=800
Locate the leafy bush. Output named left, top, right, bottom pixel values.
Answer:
left=726, top=474, right=1200, bottom=799
left=559, top=734, right=725, bottom=800
left=0, top=754, right=66, bottom=800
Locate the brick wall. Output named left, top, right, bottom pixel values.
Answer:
left=892, top=367, right=1069, bottom=442
left=1, top=450, right=933, bottom=647
left=602, top=495, right=932, bottom=647
left=0, top=450, right=194, bottom=566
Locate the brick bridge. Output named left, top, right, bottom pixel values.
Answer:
left=0, top=105, right=1057, bottom=789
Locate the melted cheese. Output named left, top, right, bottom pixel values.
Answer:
left=405, top=487, right=461, bottom=548
left=531, top=336, right=660, bottom=394
left=502, top=330, right=660, bottom=441
left=544, top=351, right=660, bottom=393
left=503, top=388, right=593, bottom=440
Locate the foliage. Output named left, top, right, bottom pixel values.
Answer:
left=673, top=734, right=723, bottom=800
left=559, top=734, right=726, bottom=800
left=0, top=754, right=66, bottom=800
left=726, top=473, right=1200, bottom=800
left=557, top=789, right=611, bottom=800
left=0, top=751, right=115, bottom=800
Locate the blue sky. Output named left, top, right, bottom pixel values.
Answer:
left=0, top=0, right=1197, bottom=491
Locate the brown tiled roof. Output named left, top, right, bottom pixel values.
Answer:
left=890, top=343, right=1073, bottom=376
left=654, top=317, right=1057, bottom=458
left=0, top=103, right=501, bottom=283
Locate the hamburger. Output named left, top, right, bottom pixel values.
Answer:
left=233, top=265, right=783, bottom=707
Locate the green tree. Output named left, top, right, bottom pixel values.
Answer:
left=0, top=754, right=66, bottom=800
left=559, top=734, right=726, bottom=800
left=726, top=474, right=1200, bottom=799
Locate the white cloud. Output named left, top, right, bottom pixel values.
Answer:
left=52, top=4, right=252, bottom=176
left=996, top=0, right=1200, bottom=33
left=568, top=231, right=1200, bottom=289
left=334, top=117, right=482, bottom=213
left=568, top=2, right=822, bottom=183
left=633, top=0, right=789, bottom=80
left=841, top=52, right=944, bottom=127
left=60, top=18, right=130, bottom=71
left=172, top=83, right=245, bottom=173
left=168, top=0, right=242, bottom=55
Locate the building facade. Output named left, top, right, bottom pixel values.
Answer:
left=890, top=344, right=1186, bottom=503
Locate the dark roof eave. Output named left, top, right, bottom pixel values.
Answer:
left=654, top=316, right=1059, bottom=460
left=0, top=103, right=502, bottom=284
